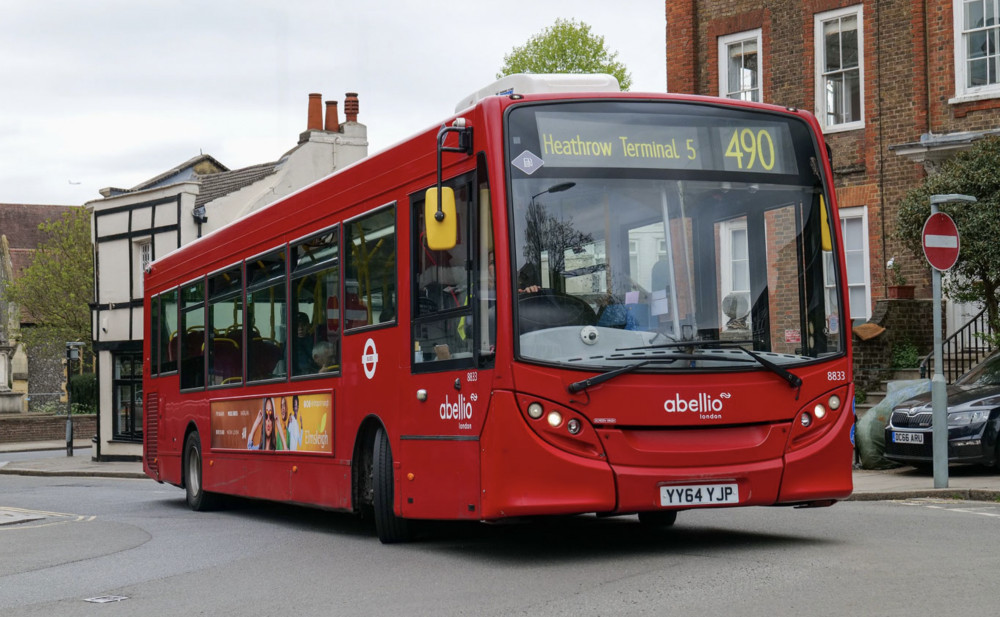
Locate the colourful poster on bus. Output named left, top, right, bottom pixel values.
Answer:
left=210, top=393, right=333, bottom=453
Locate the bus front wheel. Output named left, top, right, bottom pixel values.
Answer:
left=372, top=427, right=411, bottom=543
left=184, top=432, right=219, bottom=511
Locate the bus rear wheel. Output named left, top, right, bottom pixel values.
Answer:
left=638, top=510, right=678, bottom=527
left=373, top=427, right=411, bottom=543
left=184, top=432, right=219, bottom=511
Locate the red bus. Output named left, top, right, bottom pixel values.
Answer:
left=143, top=74, right=853, bottom=542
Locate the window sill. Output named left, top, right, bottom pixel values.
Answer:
left=821, top=121, right=864, bottom=135
left=949, top=91, right=1000, bottom=105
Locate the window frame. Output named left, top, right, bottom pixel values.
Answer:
left=289, top=224, right=342, bottom=379
left=343, top=203, right=398, bottom=333
left=410, top=174, right=477, bottom=373
left=178, top=276, right=206, bottom=392
left=718, top=29, right=763, bottom=102
left=814, top=4, right=865, bottom=133
left=244, top=246, right=289, bottom=385
left=112, top=351, right=143, bottom=442
left=206, top=263, right=244, bottom=389
left=953, top=0, right=1000, bottom=102
left=835, top=205, right=871, bottom=323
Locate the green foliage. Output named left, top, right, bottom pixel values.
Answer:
left=896, top=136, right=1000, bottom=335
left=497, top=18, right=632, bottom=90
left=2, top=208, right=93, bottom=364
left=69, top=372, right=97, bottom=413
left=890, top=340, right=920, bottom=369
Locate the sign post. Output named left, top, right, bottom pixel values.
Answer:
left=925, top=194, right=974, bottom=489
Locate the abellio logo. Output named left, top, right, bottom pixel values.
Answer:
left=663, top=392, right=731, bottom=414
left=439, top=394, right=473, bottom=421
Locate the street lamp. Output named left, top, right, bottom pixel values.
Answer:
left=927, top=194, right=976, bottom=488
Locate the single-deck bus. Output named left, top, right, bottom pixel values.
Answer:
left=143, top=74, right=854, bottom=542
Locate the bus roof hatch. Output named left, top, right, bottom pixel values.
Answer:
left=454, top=73, right=620, bottom=112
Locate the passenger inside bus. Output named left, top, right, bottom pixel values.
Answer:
left=312, top=340, right=337, bottom=372
left=289, top=312, right=315, bottom=374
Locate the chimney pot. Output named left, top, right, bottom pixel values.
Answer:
left=325, top=100, right=340, bottom=131
left=344, top=92, right=359, bottom=123
left=307, top=93, right=323, bottom=131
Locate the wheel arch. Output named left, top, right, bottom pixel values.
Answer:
left=351, top=414, right=387, bottom=514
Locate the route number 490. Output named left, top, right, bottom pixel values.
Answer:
left=725, top=128, right=776, bottom=171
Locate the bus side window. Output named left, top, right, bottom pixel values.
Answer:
left=179, top=280, right=205, bottom=390
left=246, top=249, right=287, bottom=382
left=290, top=227, right=340, bottom=376
left=160, top=288, right=179, bottom=373
left=208, top=265, right=243, bottom=386
left=411, top=176, right=473, bottom=365
left=344, top=205, right=396, bottom=330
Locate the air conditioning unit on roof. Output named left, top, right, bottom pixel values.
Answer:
left=455, top=73, right=620, bottom=112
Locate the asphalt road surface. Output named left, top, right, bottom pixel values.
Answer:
left=1, top=472, right=999, bottom=617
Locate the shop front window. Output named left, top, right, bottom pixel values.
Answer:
left=114, top=353, right=143, bottom=441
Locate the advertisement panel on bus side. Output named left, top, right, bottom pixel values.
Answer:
left=210, top=393, right=333, bottom=453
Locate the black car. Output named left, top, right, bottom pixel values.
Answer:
left=884, top=351, right=1000, bottom=469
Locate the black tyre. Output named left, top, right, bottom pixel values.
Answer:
left=638, top=510, right=678, bottom=527
left=373, top=426, right=411, bottom=543
left=184, top=432, right=219, bottom=511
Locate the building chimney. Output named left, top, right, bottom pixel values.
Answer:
left=307, top=93, right=323, bottom=131
left=325, top=100, right=340, bottom=131
left=344, top=92, right=359, bottom=123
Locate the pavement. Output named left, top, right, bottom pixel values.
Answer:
left=2, top=440, right=1000, bottom=502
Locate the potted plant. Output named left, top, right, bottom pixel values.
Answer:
left=886, top=257, right=914, bottom=299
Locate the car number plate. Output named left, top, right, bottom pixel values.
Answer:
left=892, top=431, right=924, bottom=444
left=660, top=483, right=739, bottom=506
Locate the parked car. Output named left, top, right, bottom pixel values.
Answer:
left=884, top=350, right=1000, bottom=469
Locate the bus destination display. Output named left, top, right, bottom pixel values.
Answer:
left=533, top=112, right=798, bottom=175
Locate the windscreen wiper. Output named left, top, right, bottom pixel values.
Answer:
left=568, top=360, right=651, bottom=394
left=617, top=339, right=803, bottom=396
left=566, top=353, right=756, bottom=394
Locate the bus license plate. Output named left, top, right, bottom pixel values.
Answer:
left=892, top=432, right=924, bottom=444
left=660, top=483, right=739, bottom=506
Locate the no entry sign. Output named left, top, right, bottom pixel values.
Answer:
left=922, top=212, right=960, bottom=271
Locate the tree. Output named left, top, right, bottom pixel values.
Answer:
left=896, top=136, right=1000, bottom=341
left=1, top=207, right=94, bottom=362
left=497, top=18, right=632, bottom=91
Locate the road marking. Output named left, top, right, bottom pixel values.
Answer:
left=899, top=499, right=1000, bottom=519
left=0, top=506, right=95, bottom=529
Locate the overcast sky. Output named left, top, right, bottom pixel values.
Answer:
left=1, top=0, right=665, bottom=206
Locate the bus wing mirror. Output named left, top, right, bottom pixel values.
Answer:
left=425, top=187, right=457, bottom=250
left=820, top=195, right=832, bottom=252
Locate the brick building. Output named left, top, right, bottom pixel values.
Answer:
left=666, top=0, right=1000, bottom=330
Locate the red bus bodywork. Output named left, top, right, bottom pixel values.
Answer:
left=144, top=89, right=853, bottom=542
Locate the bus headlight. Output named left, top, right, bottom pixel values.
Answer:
left=516, top=395, right=606, bottom=460
left=800, top=412, right=813, bottom=427
left=813, top=404, right=827, bottom=419
left=828, top=394, right=841, bottom=410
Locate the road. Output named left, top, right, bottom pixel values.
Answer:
left=1, top=468, right=998, bottom=616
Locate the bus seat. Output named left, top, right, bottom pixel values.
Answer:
left=183, top=330, right=205, bottom=360
left=211, top=338, right=241, bottom=383
left=248, top=337, right=283, bottom=380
